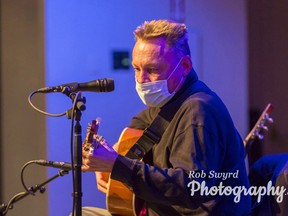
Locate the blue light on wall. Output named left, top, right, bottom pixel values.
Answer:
left=45, top=1, right=168, bottom=215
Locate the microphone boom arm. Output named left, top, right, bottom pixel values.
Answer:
left=0, top=170, right=69, bottom=216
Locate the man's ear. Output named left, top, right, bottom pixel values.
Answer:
left=182, top=56, right=193, bottom=77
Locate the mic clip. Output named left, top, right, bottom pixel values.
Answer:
left=65, top=92, right=86, bottom=119
left=55, top=85, right=86, bottom=112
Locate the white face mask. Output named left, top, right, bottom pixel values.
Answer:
left=136, top=58, right=184, bottom=107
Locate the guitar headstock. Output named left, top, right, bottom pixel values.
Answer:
left=244, top=103, right=273, bottom=147
left=83, top=117, right=114, bottom=154
left=83, top=118, right=101, bottom=154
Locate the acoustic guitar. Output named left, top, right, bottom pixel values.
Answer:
left=84, top=121, right=143, bottom=216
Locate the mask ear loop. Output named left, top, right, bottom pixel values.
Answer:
left=167, top=57, right=186, bottom=93
left=166, top=57, right=184, bottom=81
left=173, top=74, right=185, bottom=93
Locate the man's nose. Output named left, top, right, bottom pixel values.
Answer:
left=136, top=70, right=150, bottom=83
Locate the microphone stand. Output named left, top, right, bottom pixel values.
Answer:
left=64, top=88, right=86, bottom=216
left=0, top=170, right=69, bottom=216
left=73, top=110, right=83, bottom=216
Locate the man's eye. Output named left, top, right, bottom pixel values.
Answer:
left=133, top=68, right=140, bottom=72
left=147, top=68, right=159, bottom=74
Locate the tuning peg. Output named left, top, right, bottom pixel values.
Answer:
left=257, top=134, right=264, bottom=140
left=259, top=121, right=269, bottom=131
left=255, top=131, right=264, bottom=140
left=262, top=126, right=269, bottom=131
left=264, top=114, right=273, bottom=123
left=96, top=117, right=102, bottom=124
left=86, top=124, right=91, bottom=131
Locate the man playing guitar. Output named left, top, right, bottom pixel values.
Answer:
left=81, top=19, right=251, bottom=216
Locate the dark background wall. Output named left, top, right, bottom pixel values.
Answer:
left=248, top=0, right=288, bottom=159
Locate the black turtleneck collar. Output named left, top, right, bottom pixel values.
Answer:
left=163, top=68, right=199, bottom=106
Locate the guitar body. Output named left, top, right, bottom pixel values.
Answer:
left=104, top=128, right=144, bottom=216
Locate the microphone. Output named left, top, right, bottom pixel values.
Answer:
left=37, top=78, right=114, bottom=93
left=33, top=160, right=73, bottom=171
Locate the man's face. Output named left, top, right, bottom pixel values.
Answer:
left=132, top=38, right=184, bottom=93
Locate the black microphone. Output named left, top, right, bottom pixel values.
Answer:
left=37, top=78, right=114, bottom=93
left=33, top=160, right=73, bottom=171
